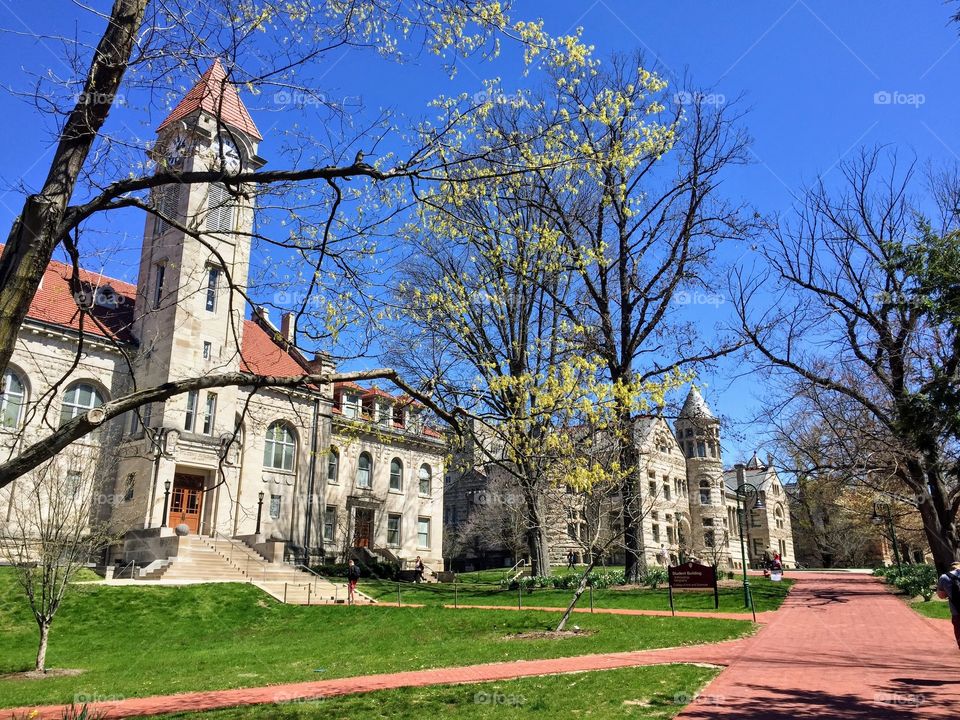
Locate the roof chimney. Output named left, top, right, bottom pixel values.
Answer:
left=735, top=462, right=746, bottom=489
left=280, top=312, right=295, bottom=344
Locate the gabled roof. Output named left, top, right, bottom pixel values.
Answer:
left=239, top=319, right=309, bottom=377
left=158, top=59, right=262, bottom=140
left=7, top=245, right=137, bottom=343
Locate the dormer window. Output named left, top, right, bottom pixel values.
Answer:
left=342, top=394, right=360, bottom=419
left=393, top=405, right=405, bottom=428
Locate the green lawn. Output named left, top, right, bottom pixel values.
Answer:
left=364, top=576, right=792, bottom=614
left=0, top=570, right=751, bottom=709
left=144, top=665, right=720, bottom=720
left=911, top=598, right=952, bottom=620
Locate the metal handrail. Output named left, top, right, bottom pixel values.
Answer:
left=200, top=528, right=268, bottom=581
left=115, top=558, right=138, bottom=579
left=505, top=558, right=527, bottom=582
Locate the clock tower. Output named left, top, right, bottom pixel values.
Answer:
left=126, top=60, right=266, bottom=530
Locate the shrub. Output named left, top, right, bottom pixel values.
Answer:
left=882, top=564, right=937, bottom=601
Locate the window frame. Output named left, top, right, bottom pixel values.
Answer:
left=389, top=457, right=403, bottom=492
left=263, top=421, right=297, bottom=473
left=60, top=382, right=105, bottom=427
left=418, top=463, right=432, bottom=496
left=0, top=369, right=27, bottom=430
left=323, top=505, right=336, bottom=541
left=417, top=516, right=431, bottom=549
left=202, top=392, right=217, bottom=435
left=387, top=513, right=402, bottom=547
left=205, top=266, right=221, bottom=312
left=184, top=389, right=198, bottom=432
left=356, top=451, right=372, bottom=489
left=327, top=447, right=339, bottom=484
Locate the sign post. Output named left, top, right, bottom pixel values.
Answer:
left=668, top=561, right=719, bottom=612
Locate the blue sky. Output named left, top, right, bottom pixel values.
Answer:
left=0, top=1, right=957, bottom=462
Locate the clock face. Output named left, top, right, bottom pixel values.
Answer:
left=162, top=131, right=192, bottom=169
left=215, top=133, right=242, bottom=174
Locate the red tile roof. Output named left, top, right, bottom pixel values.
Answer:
left=18, top=249, right=137, bottom=342
left=239, top=320, right=309, bottom=377
left=158, top=59, right=262, bottom=140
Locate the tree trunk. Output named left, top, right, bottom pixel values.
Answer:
left=619, top=413, right=644, bottom=583
left=35, top=619, right=50, bottom=672
left=0, top=0, right=147, bottom=377
left=556, top=556, right=599, bottom=631
left=525, top=515, right=552, bottom=578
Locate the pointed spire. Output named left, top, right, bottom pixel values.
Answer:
left=746, top=450, right=761, bottom=470
left=158, top=59, right=262, bottom=140
left=678, top=386, right=716, bottom=421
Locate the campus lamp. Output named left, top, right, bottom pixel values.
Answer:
left=256, top=491, right=265, bottom=535
left=733, top=469, right=763, bottom=610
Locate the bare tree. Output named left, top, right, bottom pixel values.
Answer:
left=0, top=448, right=128, bottom=672
left=732, top=148, right=960, bottom=572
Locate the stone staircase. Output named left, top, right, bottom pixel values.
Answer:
left=137, top=535, right=374, bottom=604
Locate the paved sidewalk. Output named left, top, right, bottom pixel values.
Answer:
left=2, top=639, right=752, bottom=720
left=678, top=572, right=960, bottom=719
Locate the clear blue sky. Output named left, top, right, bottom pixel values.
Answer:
left=0, top=1, right=957, bottom=463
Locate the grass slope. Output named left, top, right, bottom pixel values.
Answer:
left=910, top=598, right=952, bottom=620
left=0, top=570, right=750, bottom=709
left=144, top=665, right=722, bottom=720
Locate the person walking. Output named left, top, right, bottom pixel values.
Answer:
left=346, top=559, right=361, bottom=605
left=658, top=544, right=670, bottom=567
left=567, top=550, right=576, bottom=569
left=414, top=556, right=425, bottom=583
left=936, top=561, right=960, bottom=650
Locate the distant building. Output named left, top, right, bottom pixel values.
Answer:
left=445, top=387, right=797, bottom=571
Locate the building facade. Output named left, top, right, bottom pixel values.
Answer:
left=0, top=61, right=445, bottom=572
left=444, top=387, right=796, bottom=571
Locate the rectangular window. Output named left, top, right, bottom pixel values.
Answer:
left=205, top=267, right=220, bottom=312
left=387, top=513, right=401, bottom=547
left=269, top=494, right=281, bottom=519
left=343, top=395, right=359, bottom=419
left=667, top=525, right=675, bottom=544
left=153, top=264, right=166, bottom=309
left=751, top=509, right=762, bottom=528
left=155, top=183, right=181, bottom=234
left=203, top=341, right=212, bottom=360
left=323, top=506, right=336, bottom=541
left=65, top=470, right=82, bottom=496
left=123, top=473, right=136, bottom=502
left=753, top=538, right=764, bottom=557
left=142, top=403, right=152, bottom=429
left=652, top=524, right=660, bottom=542
left=184, top=390, right=198, bottom=432
left=417, top=517, right=431, bottom=549
left=663, top=483, right=671, bottom=501
left=567, top=523, right=578, bottom=540
left=205, top=182, right=235, bottom=232
left=648, top=480, right=657, bottom=496
left=202, top=392, right=217, bottom=435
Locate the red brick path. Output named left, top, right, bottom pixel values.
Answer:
left=4, top=573, right=954, bottom=719
left=677, top=572, right=960, bottom=719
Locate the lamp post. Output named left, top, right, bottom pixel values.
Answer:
left=256, top=491, right=265, bottom=535
left=733, top=468, right=764, bottom=609
left=871, top=502, right=902, bottom=573
left=161, top=480, right=172, bottom=527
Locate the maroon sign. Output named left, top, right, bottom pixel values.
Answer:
left=668, top=561, right=717, bottom=590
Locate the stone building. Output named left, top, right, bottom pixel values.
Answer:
left=0, top=61, right=445, bottom=576
left=444, top=387, right=796, bottom=571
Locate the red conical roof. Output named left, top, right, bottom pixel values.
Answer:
left=158, top=59, right=262, bottom=140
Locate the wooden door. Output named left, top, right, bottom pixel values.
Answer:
left=353, top=508, right=374, bottom=548
left=169, top=473, right=204, bottom=534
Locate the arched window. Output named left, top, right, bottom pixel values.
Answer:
left=60, top=382, right=104, bottom=426
left=263, top=422, right=296, bottom=471
left=699, top=478, right=712, bottom=505
left=774, top=505, right=785, bottom=530
left=1, top=369, right=26, bottom=430
left=390, top=458, right=403, bottom=491
left=327, top=446, right=339, bottom=483
left=419, top=464, right=432, bottom=496
left=356, top=451, right=372, bottom=488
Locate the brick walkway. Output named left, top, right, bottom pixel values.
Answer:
left=677, top=572, right=960, bottom=719
left=4, top=572, right=955, bottom=719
